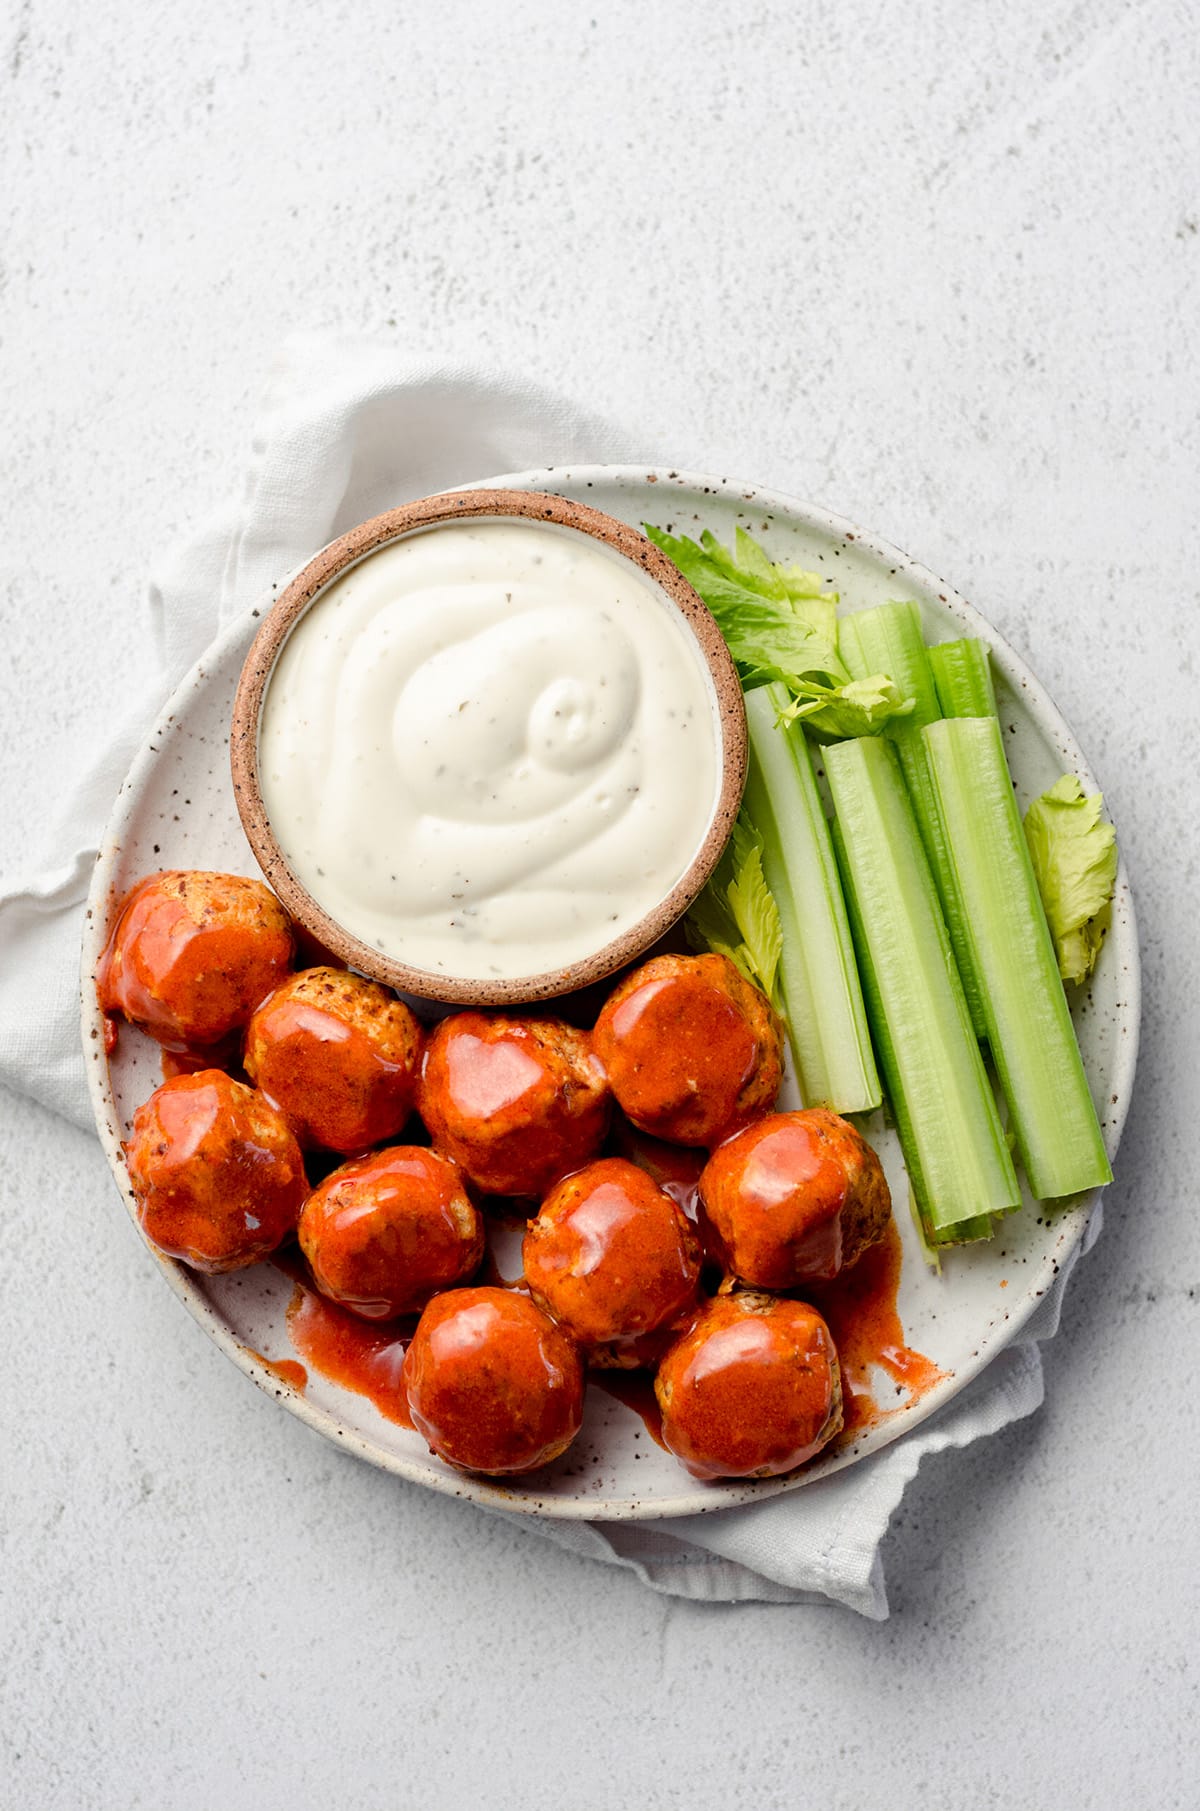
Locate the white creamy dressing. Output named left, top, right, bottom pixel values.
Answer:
left=258, top=519, right=722, bottom=980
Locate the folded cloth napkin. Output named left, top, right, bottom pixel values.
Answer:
left=0, top=332, right=1098, bottom=1616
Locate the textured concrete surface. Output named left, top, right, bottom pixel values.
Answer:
left=2, top=1, right=1198, bottom=1806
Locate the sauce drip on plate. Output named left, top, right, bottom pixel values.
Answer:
left=244, top=1348, right=308, bottom=1393
left=271, top=1254, right=416, bottom=1429
left=809, top=1217, right=949, bottom=1441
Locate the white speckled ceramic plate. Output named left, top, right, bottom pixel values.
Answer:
left=81, top=468, right=1139, bottom=1520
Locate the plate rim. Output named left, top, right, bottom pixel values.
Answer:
left=80, top=463, right=1141, bottom=1521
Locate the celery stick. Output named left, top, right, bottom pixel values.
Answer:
left=929, top=639, right=998, bottom=719
left=826, top=735, right=1020, bottom=1240
left=742, top=685, right=880, bottom=1114
left=841, top=602, right=988, bottom=1038
left=841, top=602, right=942, bottom=728
left=835, top=820, right=994, bottom=1248
left=924, top=717, right=1113, bottom=1200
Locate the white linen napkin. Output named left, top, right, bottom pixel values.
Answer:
left=0, top=331, right=1096, bottom=1617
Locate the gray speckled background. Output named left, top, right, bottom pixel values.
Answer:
left=2, top=2, right=1197, bottom=1806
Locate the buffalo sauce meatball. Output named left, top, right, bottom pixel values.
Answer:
left=699, top=1108, right=891, bottom=1288
left=243, top=968, right=422, bottom=1153
left=124, top=1070, right=307, bottom=1273
left=592, top=953, right=781, bottom=1147
left=298, top=1146, right=482, bottom=1321
left=655, top=1293, right=843, bottom=1481
left=99, top=870, right=294, bottom=1051
left=403, top=1287, right=584, bottom=1475
left=523, top=1158, right=701, bottom=1362
left=416, top=1013, right=608, bottom=1197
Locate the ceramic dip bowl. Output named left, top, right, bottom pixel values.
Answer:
left=230, top=489, right=746, bottom=1006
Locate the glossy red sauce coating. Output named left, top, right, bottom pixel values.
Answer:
left=654, top=1293, right=842, bottom=1481
left=98, top=871, right=293, bottom=1050
left=299, top=1145, right=483, bottom=1321
left=124, top=1070, right=307, bottom=1273
left=417, top=1013, right=609, bottom=1197
left=523, top=1158, right=700, bottom=1358
left=592, top=953, right=782, bottom=1147
left=402, top=1287, right=584, bottom=1475
left=699, top=1109, right=892, bottom=1288
left=809, top=1216, right=948, bottom=1438
left=284, top=1274, right=415, bottom=1427
left=244, top=968, right=422, bottom=1153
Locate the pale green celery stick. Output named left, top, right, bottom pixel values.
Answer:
left=910, top=1180, right=992, bottom=1253
left=928, top=639, right=998, bottom=719
left=826, top=736, right=1020, bottom=1240
left=833, top=811, right=995, bottom=1247
left=742, top=684, right=880, bottom=1114
left=924, top=717, right=1113, bottom=1200
left=836, top=822, right=991, bottom=1245
left=841, top=602, right=988, bottom=1039
left=837, top=836, right=993, bottom=1247
left=906, top=1186, right=944, bottom=1272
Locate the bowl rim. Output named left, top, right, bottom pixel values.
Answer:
left=229, top=487, right=747, bottom=1007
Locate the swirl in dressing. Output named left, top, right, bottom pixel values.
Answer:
left=259, top=520, right=721, bottom=980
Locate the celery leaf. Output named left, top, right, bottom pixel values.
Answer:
left=645, top=524, right=847, bottom=689
left=646, top=523, right=912, bottom=738
left=1023, top=775, right=1118, bottom=985
left=778, top=673, right=915, bottom=742
left=698, top=527, right=840, bottom=643
left=685, top=812, right=782, bottom=1001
